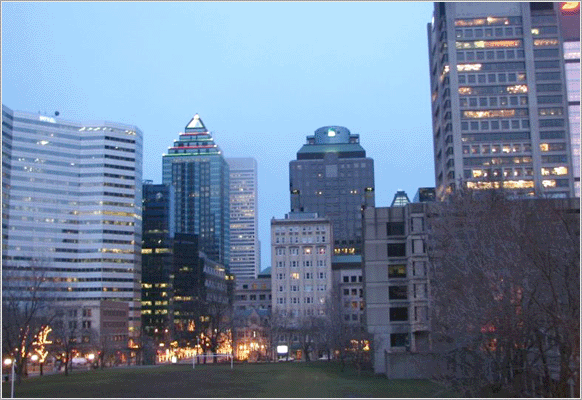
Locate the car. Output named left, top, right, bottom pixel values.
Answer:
left=71, top=357, right=87, bottom=365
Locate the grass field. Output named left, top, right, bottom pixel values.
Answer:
left=1, top=361, right=456, bottom=398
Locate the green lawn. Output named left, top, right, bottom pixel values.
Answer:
left=1, top=361, right=456, bottom=398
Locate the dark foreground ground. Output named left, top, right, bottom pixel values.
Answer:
left=1, top=360, right=456, bottom=398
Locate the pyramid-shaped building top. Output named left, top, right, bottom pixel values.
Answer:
left=164, top=114, right=223, bottom=157
left=185, top=114, right=208, bottom=133
left=161, top=113, right=230, bottom=266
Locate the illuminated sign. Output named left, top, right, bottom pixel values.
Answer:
left=327, top=129, right=336, bottom=137
left=39, top=115, right=56, bottom=123
left=276, top=345, right=288, bottom=354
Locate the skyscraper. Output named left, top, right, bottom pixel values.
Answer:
left=227, top=158, right=260, bottom=279
left=141, top=182, right=174, bottom=341
left=162, top=114, right=230, bottom=265
left=290, top=126, right=375, bottom=255
left=557, top=1, right=581, bottom=197
left=2, top=104, right=143, bottom=338
left=428, top=2, right=577, bottom=200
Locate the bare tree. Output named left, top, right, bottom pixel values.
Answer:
left=295, top=315, right=319, bottom=361
left=428, top=189, right=579, bottom=397
left=2, top=262, right=56, bottom=383
left=323, top=289, right=351, bottom=370
left=205, top=299, right=233, bottom=361
left=49, top=307, right=84, bottom=376
left=269, top=310, right=293, bottom=361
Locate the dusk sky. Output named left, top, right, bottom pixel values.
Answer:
left=2, top=2, right=436, bottom=270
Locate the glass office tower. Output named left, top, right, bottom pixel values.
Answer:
left=162, top=114, right=229, bottom=265
left=428, top=2, right=577, bottom=200
left=557, top=2, right=581, bottom=197
left=290, top=126, right=374, bottom=255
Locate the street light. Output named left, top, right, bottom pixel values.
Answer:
left=4, top=358, right=15, bottom=398
left=30, top=355, right=39, bottom=362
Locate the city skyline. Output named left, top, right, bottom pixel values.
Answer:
left=1, top=2, right=436, bottom=269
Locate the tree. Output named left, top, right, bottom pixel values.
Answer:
left=428, top=189, right=579, bottom=397
left=269, top=310, right=294, bottom=361
left=295, top=315, right=321, bottom=362
left=323, top=289, right=352, bottom=370
left=2, top=262, right=56, bottom=383
left=205, top=299, right=233, bottom=361
left=31, top=325, right=52, bottom=376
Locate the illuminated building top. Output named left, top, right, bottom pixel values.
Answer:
left=165, top=114, right=222, bottom=157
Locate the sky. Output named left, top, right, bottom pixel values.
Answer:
left=2, top=2, right=436, bottom=271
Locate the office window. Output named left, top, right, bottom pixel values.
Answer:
left=389, top=307, right=408, bottom=322
left=386, top=222, right=405, bottom=236
left=388, top=265, right=406, bottom=278
left=389, top=286, right=408, bottom=300
left=387, top=243, right=406, bottom=257
left=391, top=333, right=409, bottom=347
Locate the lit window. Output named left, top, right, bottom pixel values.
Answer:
left=457, top=63, right=482, bottom=72
left=534, top=39, right=559, bottom=46
left=506, top=85, right=528, bottom=94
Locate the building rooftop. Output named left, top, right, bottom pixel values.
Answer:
left=296, top=126, right=366, bottom=160
left=391, top=190, right=410, bottom=207
left=296, top=143, right=366, bottom=159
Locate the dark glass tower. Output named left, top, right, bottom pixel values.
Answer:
left=290, top=126, right=375, bottom=255
left=141, top=182, right=175, bottom=342
left=162, top=115, right=230, bottom=265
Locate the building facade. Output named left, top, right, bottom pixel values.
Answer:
left=428, top=2, right=577, bottom=200
left=2, top=104, right=143, bottom=339
left=557, top=2, right=580, bottom=197
left=49, top=300, right=130, bottom=366
left=141, top=182, right=174, bottom=342
left=363, top=201, right=432, bottom=374
left=290, top=126, right=374, bottom=255
left=233, top=268, right=272, bottom=312
left=331, top=256, right=365, bottom=328
left=271, top=213, right=333, bottom=321
left=162, top=114, right=230, bottom=265
left=227, top=157, right=260, bottom=279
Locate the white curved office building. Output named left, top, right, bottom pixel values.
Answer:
left=2, top=104, right=143, bottom=340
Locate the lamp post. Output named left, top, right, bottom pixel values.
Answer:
left=4, top=358, right=15, bottom=398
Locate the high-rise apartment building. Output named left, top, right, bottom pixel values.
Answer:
left=290, top=126, right=374, bottom=255
left=428, top=2, right=577, bottom=200
left=227, top=158, right=260, bottom=279
left=1, top=104, right=143, bottom=338
left=162, top=114, right=230, bottom=265
left=557, top=2, right=580, bottom=197
left=271, top=213, right=332, bottom=320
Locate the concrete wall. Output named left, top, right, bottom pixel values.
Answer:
left=384, top=352, right=446, bottom=380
